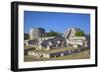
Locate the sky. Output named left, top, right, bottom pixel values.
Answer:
left=24, top=11, right=90, bottom=34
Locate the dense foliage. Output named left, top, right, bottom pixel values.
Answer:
left=75, top=31, right=85, bottom=36
left=45, top=30, right=62, bottom=37
left=24, top=33, right=29, bottom=40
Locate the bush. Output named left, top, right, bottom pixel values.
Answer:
left=75, top=31, right=85, bottom=36
left=45, top=30, right=62, bottom=37
left=24, top=33, right=29, bottom=40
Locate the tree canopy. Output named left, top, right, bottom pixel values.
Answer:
left=75, top=31, right=85, bottom=36
left=45, top=30, right=62, bottom=37
left=24, top=33, right=29, bottom=40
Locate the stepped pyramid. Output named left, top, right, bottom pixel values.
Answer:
left=63, top=27, right=82, bottom=39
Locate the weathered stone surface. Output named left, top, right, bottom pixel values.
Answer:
left=29, top=28, right=45, bottom=39
left=63, top=27, right=82, bottom=39
left=24, top=27, right=89, bottom=59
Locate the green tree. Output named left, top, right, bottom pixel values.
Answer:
left=24, top=33, right=29, bottom=40
left=45, top=30, right=62, bottom=37
left=75, top=31, right=85, bottom=36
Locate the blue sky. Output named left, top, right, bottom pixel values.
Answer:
left=24, top=11, right=90, bottom=34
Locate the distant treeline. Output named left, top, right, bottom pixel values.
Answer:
left=45, top=30, right=62, bottom=37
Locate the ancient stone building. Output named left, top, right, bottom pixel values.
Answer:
left=24, top=27, right=89, bottom=59
left=63, top=27, right=82, bottom=39
left=29, top=28, right=45, bottom=40
left=64, top=27, right=88, bottom=48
